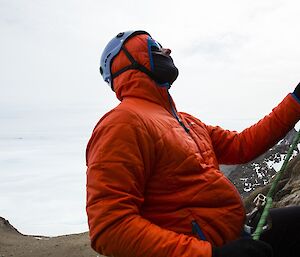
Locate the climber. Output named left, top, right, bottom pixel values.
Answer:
left=86, top=30, right=300, bottom=257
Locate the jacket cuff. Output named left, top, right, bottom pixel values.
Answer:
left=291, top=92, right=300, bottom=105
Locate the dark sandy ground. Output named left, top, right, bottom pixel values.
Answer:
left=0, top=217, right=103, bottom=257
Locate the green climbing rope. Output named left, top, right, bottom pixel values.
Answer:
left=252, top=129, right=300, bottom=240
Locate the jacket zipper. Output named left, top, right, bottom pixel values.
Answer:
left=167, top=91, right=190, bottom=133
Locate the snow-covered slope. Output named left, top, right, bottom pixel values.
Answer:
left=226, top=129, right=300, bottom=197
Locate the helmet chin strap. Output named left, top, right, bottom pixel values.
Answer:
left=111, top=45, right=165, bottom=91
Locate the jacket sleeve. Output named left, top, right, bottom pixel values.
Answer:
left=206, top=94, right=300, bottom=164
left=86, top=110, right=212, bottom=257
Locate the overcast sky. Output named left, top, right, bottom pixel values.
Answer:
left=1, top=0, right=300, bottom=128
left=1, top=0, right=300, bottom=236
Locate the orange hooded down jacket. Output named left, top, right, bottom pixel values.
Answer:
left=86, top=34, right=300, bottom=257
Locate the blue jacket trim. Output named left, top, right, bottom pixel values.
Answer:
left=291, top=93, right=300, bottom=104
left=191, top=220, right=207, bottom=241
left=147, top=36, right=155, bottom=71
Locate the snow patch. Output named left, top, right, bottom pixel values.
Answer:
left=265, top=154, right=285, bottom=172
left=34, top=236, right=50, bottom=240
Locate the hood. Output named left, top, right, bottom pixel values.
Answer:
left=111, top=34, right=176, bottom=113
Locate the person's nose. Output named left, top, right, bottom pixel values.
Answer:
left=162, top=48, right=171, bottom=56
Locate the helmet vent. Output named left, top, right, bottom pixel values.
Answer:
left=104, top=53, right=111, bottom=67
left=117, top=32, right=125, bottom=38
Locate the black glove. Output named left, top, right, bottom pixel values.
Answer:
left=212, top=238, right=273, bottom=257
left=293, top=82, right=300, bottom=99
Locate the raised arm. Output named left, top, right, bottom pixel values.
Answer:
left=207, top=93, right=300, bottom=165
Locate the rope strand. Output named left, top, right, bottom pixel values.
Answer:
left=252, top=129, right=300, bottom=240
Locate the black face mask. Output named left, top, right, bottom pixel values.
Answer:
left=152, top=53, right=179, bottom=85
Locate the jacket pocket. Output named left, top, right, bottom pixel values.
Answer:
left=191, top=220, right=207, bottom=241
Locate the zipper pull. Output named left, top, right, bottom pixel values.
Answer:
left=179, top=119, right=190, bottom=133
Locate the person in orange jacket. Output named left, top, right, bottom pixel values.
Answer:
left=86, top=30, right=300, bottom=257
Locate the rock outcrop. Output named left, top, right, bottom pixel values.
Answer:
left=244, top=154, right=300, bottom=212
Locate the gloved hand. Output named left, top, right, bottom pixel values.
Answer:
left=212, top=238, right=273, bottom=257
left=293, top=82, right=300, bottom=100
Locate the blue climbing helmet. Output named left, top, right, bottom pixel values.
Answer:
left=100, top=30, right=178, bottom=90
left=99, top=30, right=152, bottom=90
